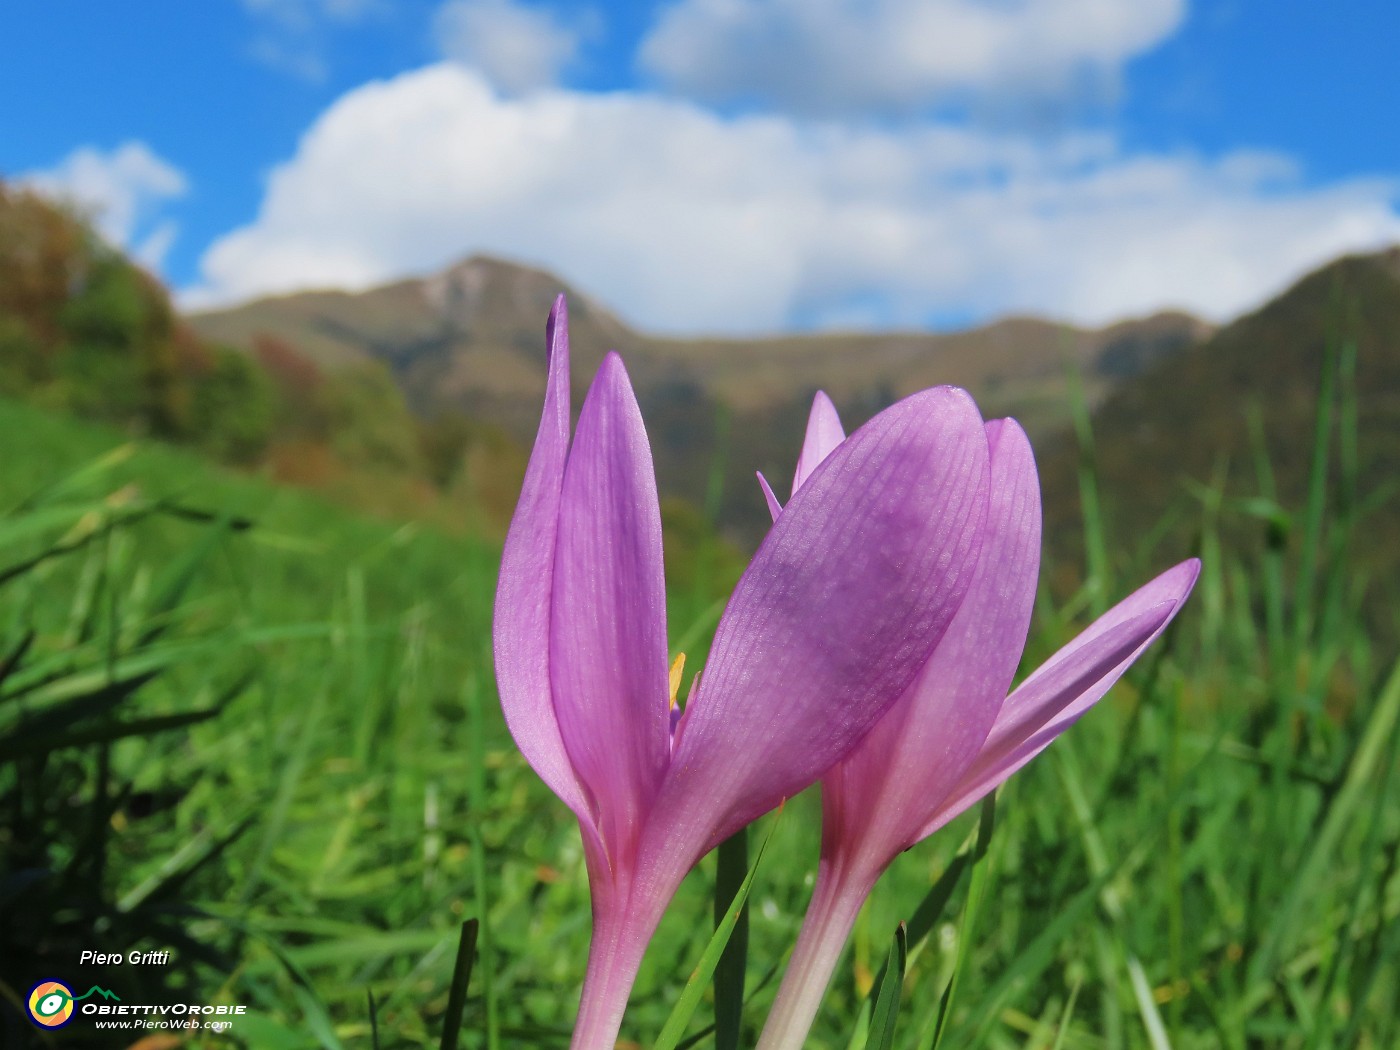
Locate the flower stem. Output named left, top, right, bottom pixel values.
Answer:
left=569, top=882, right=655, bottom=1050
left=756, top=859, right=877, bottom=1050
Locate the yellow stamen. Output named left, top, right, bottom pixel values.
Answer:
left=668, top=653, right=687, bottom=708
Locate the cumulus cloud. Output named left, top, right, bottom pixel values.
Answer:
left=23, top=142, right=188, bottom=271
left=435, top=0, right=583, bottom=94
left=638, top=0, right=1186, bottom=116
left=185, top=64, right=1400, bottom=333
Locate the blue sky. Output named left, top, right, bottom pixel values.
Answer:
left=3, top=1, right=1398, bottom=334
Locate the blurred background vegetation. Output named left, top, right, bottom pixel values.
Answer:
left=0, top=183, right=531, bottom=534
left=0, top=182, right=1396, bottom=1048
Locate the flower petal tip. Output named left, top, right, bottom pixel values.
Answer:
left=983, top=416, right=1027, bottom=453
left=757, top=471, right=783, bottom=522
left=1156, top=558, right=1203, bottom=603
left=898, top=385, right=987, bottom=433
left=546, top=294, right=568, bottom=348
left=793, top=391, right=848, bottom=495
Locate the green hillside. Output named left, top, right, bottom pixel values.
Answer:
left=1039, top=248, right=1400, bottom=627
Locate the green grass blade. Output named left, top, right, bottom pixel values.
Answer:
left=1301, top=679, right=1400, bottom=1050
left=467, top=675, right=500, bottom=1050
left=961, top=739, right=1222, bottom=1050
left=0, top=704, right=222, bottom=760
left=440, top=918, right=480, bottom=1050
left=925, top=795, right=996, bottom=1050
left=865, top=922, right=907, bottom=1050
left=235, top=681, right=329, bottom=907
left=1049, top=979, right=1082, bottom=1050
left=713, top=827, right=750, bottom=1050
left=965, top=864, right=1112, bottom=1049
left=136, top=514, right=235, bottom=645
left=859, top=826, right=977, bottom=1036
left=118, top=813, right=258, bottom=913
left=673, top=957, right=785, bottom=1050
left=1248, top=654, right=1400, bottom=991
left=905, top=852, right=971, bottom=954
left=0, top=629, right=34, bottom=690
left=1055, top=743, right=1173, bottom=1050
left=1335, top=832, right=1400, bottom=1049
left=8, top=442, right=136, bottom=512
left=653, top=808, right=782, bottom=1050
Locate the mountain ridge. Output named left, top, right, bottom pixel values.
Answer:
left=190, top=254, right=1213, bottom=541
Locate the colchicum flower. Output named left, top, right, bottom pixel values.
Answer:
left=755, top=394, right=1201, bottom=1050
left=495, top=298, right=1003, bottom=1049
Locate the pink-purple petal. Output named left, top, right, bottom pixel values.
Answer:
left=824, top=417, right=1043, bottom=859
left=792, top=391, right=846, bottom=495
left=757, top=471, right=783, bottom=521
left=651, top=386, right=992, bottom=857
left=494, top=297, right=596, bottom=829
left=919, top=558, right=1200, bottom=839
left=550, top=352, right=672, bottom=863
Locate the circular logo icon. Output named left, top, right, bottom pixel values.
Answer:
left=27, top=980, right=76, bottom=1029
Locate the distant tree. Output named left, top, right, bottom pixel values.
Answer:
left=254, top=333, right=328, bottom=438
left=58, top=252, right=187, bottom=434
left=189, top=346, right=278, bottom=465
left=417, top=411, right=476, bottom=489
left=0, top=184, right=85, bottom=359
left=0, top=178, right=510, bottom=519
left=321, top=361, right=423, bottom=474
left=58, top=256, right=151, bottom=424
left=0, top=315, right=44, bottom=397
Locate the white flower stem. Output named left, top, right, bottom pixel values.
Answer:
left=569, top=879, right=658, bottom=1050
left=756, top=859, right=878, bottom=1050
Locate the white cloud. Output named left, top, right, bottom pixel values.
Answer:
left=133, top=221, right=182, bottom=272
left=185, top=63, right=1400, bottom=334
left=23, top=142, right=188, bottom=270
left=435, top=0, right=583, bottom=94
left=242, top=0, right=384, bottom=82
left=638, top=0, right=1187, bottom=116
left=249, top=37, right=330, bottom=82
left=242, top=0, right=383, bottom=29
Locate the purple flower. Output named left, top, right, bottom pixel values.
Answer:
left=755, top=394, right=1200, bottom=1050
left=494, top=299, right=1000, bottom=1048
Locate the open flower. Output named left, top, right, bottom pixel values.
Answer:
left=494, top=299, right=1001, bottom=1049
left=756, top=393, right=1201, bottom=1050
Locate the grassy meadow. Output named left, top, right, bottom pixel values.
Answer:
left=1, top=361, right=1396, bottom=1050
